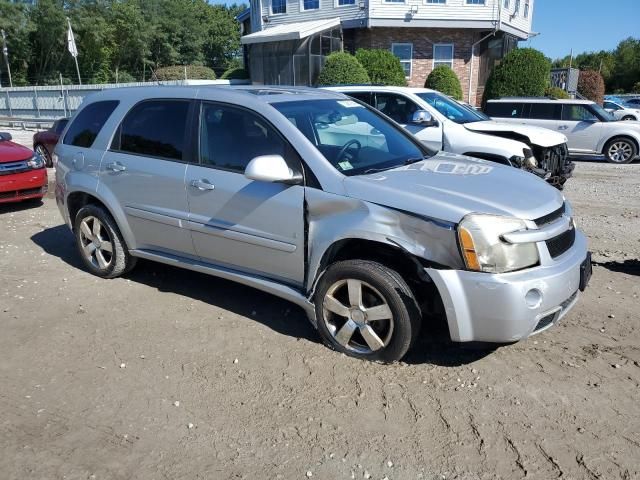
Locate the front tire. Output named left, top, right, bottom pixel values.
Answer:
left=74, top=204, right=136, bottom=278
left=314, top=260, right=421, bottom=362
left=621, top=115, right=636, bottom=121
left=604, top=137, right=637, bottom=164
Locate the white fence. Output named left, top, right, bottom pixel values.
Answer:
left=0, top=79, right=250, bottom=122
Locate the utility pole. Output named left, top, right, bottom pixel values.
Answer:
left=1, top=29, right=13, bottom=88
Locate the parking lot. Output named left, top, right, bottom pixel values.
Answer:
left=1, top=130, right=639, bottom=479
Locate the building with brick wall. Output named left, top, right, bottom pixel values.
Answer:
left=238, top=0, right=534, bottom=105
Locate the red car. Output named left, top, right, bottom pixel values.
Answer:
left=0, top=132, right=48, bottom=205
left=33, top=118, right=68, bottom=167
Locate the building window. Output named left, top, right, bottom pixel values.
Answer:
left=524, top=0, right=529, bottom=17
left=301, top=0, right=319, bottom=10
left=514, top=0, right=520, bottom=13
left=426, top=0, right=446, bottom=3
left=391, top=43, right=413, bottom=78
left=337, top=0, right=355, bottom=5
left=466, top=0, right=485, bottom=4
left=272, top=0, right=286, bottom=14
left=433, top=44, right=454, bottom=69
left=384, top=0, right=405, bottom=3
left=503, top=0, right=509, bottom=8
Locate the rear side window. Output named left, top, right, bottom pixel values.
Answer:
left=484, top=102, right=523, bottom=118
left=347, top=92, right=373, bottom=106
left=529, top=103, right=562, bottom=120
left=63, top=101, right=119, bottom=148
left=114, top=100, right=190, bottom=161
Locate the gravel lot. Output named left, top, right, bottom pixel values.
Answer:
left=1, top=129, right=639, bottom=479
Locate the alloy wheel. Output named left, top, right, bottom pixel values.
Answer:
left=322, top=279, right=394, bottom=354
left=608, top=141, right=633, bottom=163
left=79, top=216, right=114, bottom=270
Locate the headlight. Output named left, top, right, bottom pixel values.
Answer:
left=458, top=214, right=539, bottom=273
left=27, top=153, right=45, bottom=170
left=523, top=148, right=537, bottom=168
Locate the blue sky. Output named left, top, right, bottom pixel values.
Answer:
left=526, top=0, right=639, bottom=59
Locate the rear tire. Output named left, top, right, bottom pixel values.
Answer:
left=314, top=260, right=421, bottom=362
left=74, top=204, right=136, bottom=278
left=604, top=137, right=637, bottom=164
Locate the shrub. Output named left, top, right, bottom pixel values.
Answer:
left=155, top=65, right=216, bottom=81
left=355, top=49, right=406, bottom=86
left=316, top=52, right=370, bottom=86
left=544, top=86, right=570, bottom=99
left=632, top=81, right=640, bottom=93
left=221, top=67, right=249, bottom=80
left=425, top=65, right=463, bottom=100
left=115, top=71, right=136, bottom=83
left=483, top=48, right=551, bottom=102
left=577, top=69, right=605, bottom=104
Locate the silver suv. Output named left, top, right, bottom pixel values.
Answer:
left=485, top=97, right=640, bottom=164
left=55, top=86, right=591, bottom=362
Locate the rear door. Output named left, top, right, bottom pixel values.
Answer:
left=558, top=104, right=603, bottom=153
left=99, top=99, right=197, bottom=257
left=185, top=101, right=306, bottom=286
left=521, top=103, right=563, bottom=131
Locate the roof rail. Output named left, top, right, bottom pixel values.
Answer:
left=496, top=96, right=558, bottom=100
left=320, top=83, right=387, bottom=87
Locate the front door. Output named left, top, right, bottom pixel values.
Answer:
left=559, top=104, right=603, bottom=153
left=99, top=99, right=197, bottom=257
left=374, top=93, right=443, bottom=151
left=185, top=102, right=306, bottom=286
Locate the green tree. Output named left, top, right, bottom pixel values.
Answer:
left=28, top=0, right=67, bottom=85
left=316, top=52, right=370, bottom=86
left=611, top=38, right=640, bottom=93
left=483, top=48, right=551, bottom=103
left=355, top=49, right=406, bottom=86
left=425, top=65, right=463, bottom=100
left=0, top=1, right=33, bottom=85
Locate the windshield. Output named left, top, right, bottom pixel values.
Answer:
left=415, top=92, right=487, bottom=124
left=272, top=99, right=429, bottom=176
left=590, top=103, right=616, bottom=122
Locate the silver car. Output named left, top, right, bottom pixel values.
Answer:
left=55, top=86, right=591, bottom=362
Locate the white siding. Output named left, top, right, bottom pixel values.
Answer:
left=371, top=0, right=499, bottom=22
left=261, top=0, right=364, bottom=27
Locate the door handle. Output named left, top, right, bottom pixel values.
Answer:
left=106, top=161, right=126, bottom=172
left=558, top=125, right=569, bottom=130
left=190, top=179, right=215, bottom=191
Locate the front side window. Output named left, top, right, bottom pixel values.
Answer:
left=115, top=100, right=190, bottom=161
left=54, top=119, right=69, bottom=135
left=272, top=0, right=286, bottom=14
left=391, top=43, right=413, bottom=78
left=199, top=103, right=287, bottom=173
left=374, top=93, right=419, bottom=124
left=433, top=44, right=454, bottom=69
left=588, top=103, right=616, bottom=122
left=603, top=101, right=621, bottom=111
left=302, top=0, right=319, bottom=10
left=561, top=104, right=599, bottom=122
left=272, top=99, right=427, bottom=176
left=64, top=101, right=119, bottom=148
left=416, top=92, right=486, bottom=124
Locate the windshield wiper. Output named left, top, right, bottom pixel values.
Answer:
left=362, top=157, right=425, bottom=175
left=404, top=157, right=424, bottom=165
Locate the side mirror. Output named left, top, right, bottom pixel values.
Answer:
left=0, top=132, right=13, bottom=141
left=411, top=110, right=438, bottom=127
left=244, top=155, right=302, bottom=185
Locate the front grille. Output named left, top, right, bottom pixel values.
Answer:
left=546, top=227, right=576, bottom=258
left=535, top=204, right=565, bottom=227
left=533, top=144, right=569, bottom=176
left=0, top=160, right=30, bottom=176
left=0, top=187, right=43, bottom=200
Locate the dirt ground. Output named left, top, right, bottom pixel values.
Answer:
left=1, top=131, right=639, bottom=479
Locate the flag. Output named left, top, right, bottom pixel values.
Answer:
left=1, top=29, right=8, bottom=60
left=67, top=20, right=78, bottom=58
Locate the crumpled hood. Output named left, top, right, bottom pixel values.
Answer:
left=343, top=152, right=564, bottom=224
left=0, top=140, right=33, bottom=163
left=464, top=120, right=567, bottom=148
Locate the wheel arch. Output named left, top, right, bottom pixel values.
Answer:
left=601, top=135, right=640, bottom=155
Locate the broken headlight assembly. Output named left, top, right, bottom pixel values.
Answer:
left=27, top=153, right=46, bottom=170
left=457, top=214, right=539, bottom=273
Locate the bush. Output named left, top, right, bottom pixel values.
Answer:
left=632, top=81, right=640, bottom=93
left=578, top=70, right=605, bottom=104
left=544, top=86, right=570, bottom=99
left=221, top=67, right=249, bottom=80
left=355, top=49, right=406, bottom=86
left=155, top=65, right=216, bottom=81
left=115, top=71, right=136, bottom=83
left=425, top=65, right=463, bottom=100
left=483, top=48, right=551, bottom=102
left=316, top=52, right=370, bottom=86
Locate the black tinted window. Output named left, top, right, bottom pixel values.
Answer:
left=347, top=92, right=373, bottom=106
left=484, top=102, right=523, bottom=118
left=64, top=101, right=118, bottom=148
left=116, top=100, right=190, bottom=161
left=375, top=93, right=419, bottom=124
left=529, top=103, right=561, bottom=120
left=199, top=103, right=287, bottom=173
